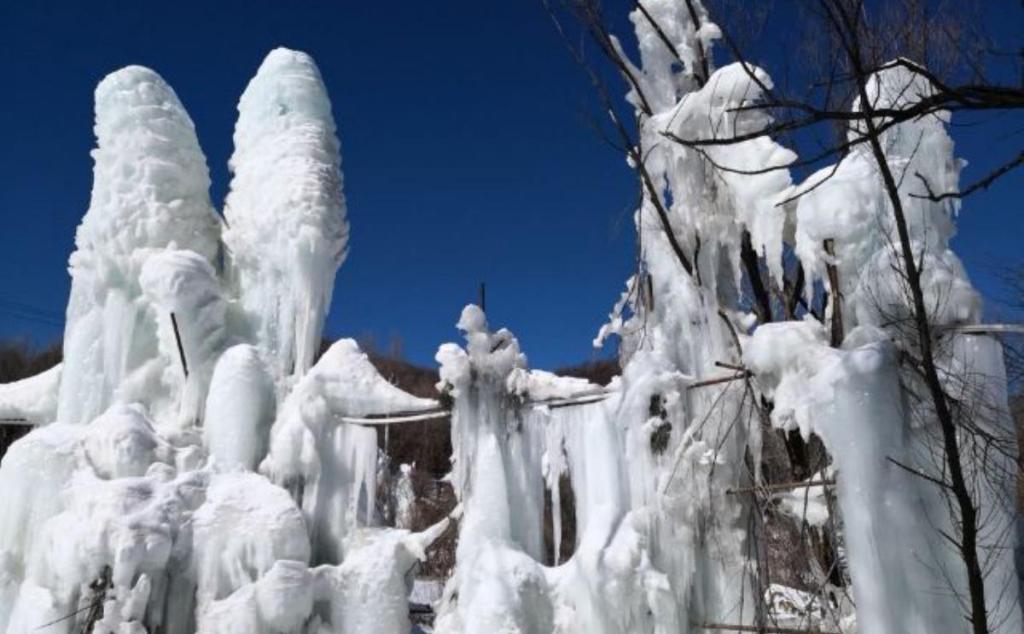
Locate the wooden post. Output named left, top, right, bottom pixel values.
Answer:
left=823, top=239, right=843, bottom=347
left=715, top=361, right=747, bottom=373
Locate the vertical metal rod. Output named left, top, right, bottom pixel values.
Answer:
left=170, top=312, right=189, bottom=378
left=479, top=282, right=486, bottom=312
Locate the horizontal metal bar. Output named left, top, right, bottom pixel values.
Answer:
left=942, top=323, right=1024, bottom=335
left=688, top=372, right=750, bottom=390
left=534, top=393, right=612, bottom=409
left=727, top=479, right=835, bottom=495
left=339, top=410, right=450, bottom=426
left=339, top=390, right=617, bottom=425
left=697, top=623, right=839, bottom=634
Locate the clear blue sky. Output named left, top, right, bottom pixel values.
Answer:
left=0, top=1, right=1020, bottom=369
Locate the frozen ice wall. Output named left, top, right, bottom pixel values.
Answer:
left=224, top=47, right=349, bottom=383
left=433, top=307, right=573, bottom=632
left=57, top=66, right=220, bottom=427
left=427, top=2, right=796, bottom=631
left=434, top=306, right=731, bottom=634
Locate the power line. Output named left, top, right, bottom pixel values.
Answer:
left=0, top=298, right=64, bottom=328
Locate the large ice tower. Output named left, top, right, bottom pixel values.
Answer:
left=223, top=47, right=349, bottom=382
left=0, top=49, right=445, bottom=634
left=57, top=66, right=221, bottom=428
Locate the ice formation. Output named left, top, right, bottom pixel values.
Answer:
left=0, top=364, right=61, bottom=425
left=203, top=344, right=274, bottom=471
left=768, top=61, right=1021, bottom=633
left=1, top=2, right=1020, bottom=633
left=56, top=65, right=222, bottom=430
left=223, top=47, right=349, bottom=383
left=0, top=48, right=440, bottom=634
left=431, top=3, right=1019, bottom=633
left=261, top=338, right=437, bottom=565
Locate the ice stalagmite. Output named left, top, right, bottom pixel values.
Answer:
left=202, top=344, right=275, bottom=471
left=433, top=307, right=565, bottom=633
left=223, top=48, right=349, bottom=383
left=57, top=66, right=220, bottom=427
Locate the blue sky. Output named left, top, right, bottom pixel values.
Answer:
left=0, top=1, right=1020, bottom=368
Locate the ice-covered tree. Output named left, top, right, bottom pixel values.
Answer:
left=432, top=2, right=800, bottom=630
left=550, top=1, right=1022, bottom=632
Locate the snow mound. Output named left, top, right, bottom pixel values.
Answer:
left=0, top=364, right=61, bottom=424
left=203, top=344, right=274, bottom=471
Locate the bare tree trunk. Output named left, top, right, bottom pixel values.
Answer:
left=826, top=3, right=989, bottom=630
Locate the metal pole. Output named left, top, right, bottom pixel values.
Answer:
left=170, top=312, right=189, bottom=378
